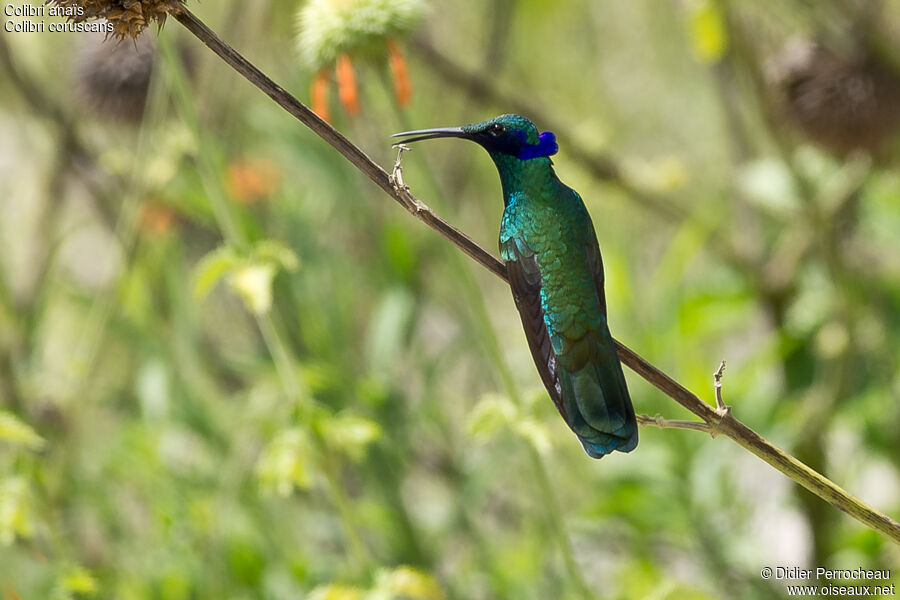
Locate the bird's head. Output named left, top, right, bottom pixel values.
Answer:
left=392, top=114, right=558, bottom=161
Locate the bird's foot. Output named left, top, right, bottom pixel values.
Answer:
left=389, top=144, right=411, bottom=192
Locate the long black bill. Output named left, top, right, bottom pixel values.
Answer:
left=391, top=126, right=469, bottom=144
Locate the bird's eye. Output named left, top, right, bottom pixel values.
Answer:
left=488, top=123, right=506, bottom=136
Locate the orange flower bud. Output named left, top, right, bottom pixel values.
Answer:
left=226, top=158, right=282, bottom=205
left=387, top=39, right=412, bottom=108
left=311, top=68, right=331, bottom=123
left=336, top=54, right=360, bottom=116
left=139, top=202, right=176, bottom=236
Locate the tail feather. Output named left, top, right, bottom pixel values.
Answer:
left=558, top=332, right=637, bottom=459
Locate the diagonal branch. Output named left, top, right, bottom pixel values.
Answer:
left=165, top=7, right=900, bottom=544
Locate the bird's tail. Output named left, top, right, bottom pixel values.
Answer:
left=557, top=330, right=638, bottom=458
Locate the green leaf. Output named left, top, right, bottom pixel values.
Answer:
left=365, top=288, right=415, bottom=377
left=255, top=428, right=315, bottom=496
left=61, top=567, right=99, bottom=596
left=194, top=240, right=300, bottom=314
left=0, top=477, right=35, bottom=545
left=254, top=239, right=300, bottom=272
left=135, top=360, right=170, bottom=421
left=0, top=411, right=45, bottom=450
left=513, top=419, right=552, bottom=456
left=322, top=413, right=382, bottom=460
left=370, top=566, right=445, bottom=600
left=192, top=246, right=239, bottom=299
left=307, top=584, right=365, bottom=600
left=466, top=394, right=516, bottom=440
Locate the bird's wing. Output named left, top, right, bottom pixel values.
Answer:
left=585, top=237, right=607, bottom=318
left=501, top=236, right=566, bottom=419
left=580, top=234, right=639, bottom=454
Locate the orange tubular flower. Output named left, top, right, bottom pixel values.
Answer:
left=311, top=68, right=331, bottom=123
left=387, top=39, right=412, bottom=108
left=139, top=202, right=176, bottom=236
left=226, top=158, right=282, bottom=205
left=297, top=0, right=425, bottom=119
left=335, top=54, right=360, bottom=116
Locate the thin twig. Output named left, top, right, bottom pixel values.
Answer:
left=166, top=6, right=900, bottom=544
left=638, top=360, right=731, bottom=437
left=714, top=360, right=729, bottom=412
left=637, top=414, right=714, bottom=434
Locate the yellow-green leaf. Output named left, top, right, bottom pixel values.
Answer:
left=0, top=477, right=35, bottom=546
left=322, top=413, right=382, bottom=460
left=61, top=567, right=99, bottom=595
left=192, top=246, right=239, bottom=300
left=255, top=428, right=315, bottom=496
left=371, top=566, right=445, bottom=600
left=514, top=419, right=552, bottom=456
left=307, top=584, right=364, bottom=600
left=0, top=412, right=45, bottom=450
left=254, top=240, right=300, bottom=272
left=687, top=0, right=727, bottom=63
left=466, top=394, right=516, bottom=440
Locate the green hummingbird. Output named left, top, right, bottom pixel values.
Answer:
left=393, top=114, right=637, bottom=458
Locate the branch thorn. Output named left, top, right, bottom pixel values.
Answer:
left=709, top=360, right=730, bottom=438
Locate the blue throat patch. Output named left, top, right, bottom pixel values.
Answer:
left=517, top=131, right=558, bottom=160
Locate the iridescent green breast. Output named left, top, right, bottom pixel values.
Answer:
left=499, top=176, right=604, bottom=362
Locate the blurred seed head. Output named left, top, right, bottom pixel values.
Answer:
left=770, top=39, right=900, bottom=156
left=75, top=32, right=156, bottom=122
left=46, top=0, right=184, bottom=39
left=75, top=31, right=195, bottom=123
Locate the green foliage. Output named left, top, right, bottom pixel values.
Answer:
left=321, top=413, right=382, bottom=460
left=1, top=0, right=899, bottom=598
left=309, top=566, right=444, bottom=600
left=256, top=427, right=316, bottom=495
left=467, top=393, right=552, bottom=455
left=194, top=240, right=300, bottom=314
left=0, top=477, right=36, bottom=546
left=58, top=567, right=99, bottom=599
left=0, top=412, right=45, bottom=450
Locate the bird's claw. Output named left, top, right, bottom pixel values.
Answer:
left=389, top=144, right=411, bottom=192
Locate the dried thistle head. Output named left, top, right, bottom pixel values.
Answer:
left=770, top=39, right=900, bottom=156
left=46, top=0, right=185, bottom=39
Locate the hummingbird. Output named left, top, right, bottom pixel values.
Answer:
left=393, top=114, right=637, bottom=458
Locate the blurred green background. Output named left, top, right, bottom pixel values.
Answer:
left=1, top=0, right=899, bottom=598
